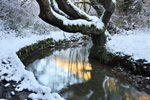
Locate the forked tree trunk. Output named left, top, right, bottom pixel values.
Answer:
left=36, top=0, right=106, bottom=35
left=35, top=0, right=150, bottom=79
left=55, top=0, right=91, bottom=20
left=36, top=0, right=115, bottom=56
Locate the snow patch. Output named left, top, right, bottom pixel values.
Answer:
left=51, top=6, right=104, bottom=29
left=106, top=29, right=150, bottom=62
left=112, top=0, right=116, bottom=4
left=0, top=18, right=78, bottom=99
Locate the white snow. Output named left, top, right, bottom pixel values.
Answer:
left=52, top=8, right=104, bottom=29
left=66, top=0, right=99, bottom=22
left=50, top=0, right=104, bottom=30
left=4, top=83, right=10, bottom=87
left=106, top=29, right=150, bottom=62
left=11, top=91, right=15, bottom=95
left=0, top=18, right=80, bottom=100
left=0, top=0, right=150, bottom=99
left=112, top=0, right=116, bottom=4
left=1, top=18, right=150, bottom=99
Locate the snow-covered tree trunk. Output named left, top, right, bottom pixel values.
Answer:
left=36, top=0, right=116, bottom=51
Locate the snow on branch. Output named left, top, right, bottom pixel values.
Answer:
left=73, top=0, right=91, bottom=5
left=52, top=7, right=104, bottom=29
left=55, top=0, right=99, bottom=22
left=36, top=0, right=116, bottom=35
left=36, top=0, right=105, bottom=35
left=66, top=0, right=99, bottom=21
left=50, top=0, right=71, bottom=19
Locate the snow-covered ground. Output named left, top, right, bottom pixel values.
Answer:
left=106, top=29, right=150, bottom=62
left=0, top=16, right=150, bottom=99
left=0, top=0, right=84, bottom=99
left=0, top=18, right=82, bottom=99
left=0, top=0, right=150, bottom=99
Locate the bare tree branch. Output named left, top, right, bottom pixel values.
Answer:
left=89, top=0, right=104, bottom=17
left=36, top=0, right=105, bottom=35
left=97, top=0, right=116, bottom=25
left=55, top=0, right=92, bottom=21
left=50, top=0, right=72, bottom=19
left=36, top=0, right=115, bottom=37
left=74, top=1, right=91, bottom=5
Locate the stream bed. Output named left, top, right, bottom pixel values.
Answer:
left=24, top=43, right=150, bottom=100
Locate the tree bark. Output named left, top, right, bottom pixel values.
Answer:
left=97, top=0, right=116, bottom=25
left=36, top=0, right=115, bottom=46
left=50, top=0, right=71, bottom=19
left=55, top=0, right=91, bottom=21
left=36, top=0, right=105, bottom=35
left=90, top=0, right=104, bottom=17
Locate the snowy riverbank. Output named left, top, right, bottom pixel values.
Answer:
left=106, top=29, right=150, bottom=62
left=0, top=19, right=83, bottom=99
left=0, top=0, right=150, bottom=99
left=0, top=17, right=150, bottom=99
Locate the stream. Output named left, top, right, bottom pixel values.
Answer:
left=25, top=43, right=150, bottom=100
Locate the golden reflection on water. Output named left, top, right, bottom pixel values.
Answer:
left=106, top=78, right=118, bottom=92
left=131, top=90, right=150, bottom=100
left=50, top=55, right=150, bottom=100
left=106, top=78, right=150, bottom=100
left=50, top=57, right=92, bottom=81
left=27, top=44, right=150, bottom=99
left=49, top=57, right=150, bottom=100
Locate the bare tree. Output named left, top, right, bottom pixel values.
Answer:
left=36, top=0, right=115, bottom=49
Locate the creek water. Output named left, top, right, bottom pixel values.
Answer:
left=25, top=43, right=150, bottom=100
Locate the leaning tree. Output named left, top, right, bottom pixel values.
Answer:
left=36, top=0, right=116, bottom=59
